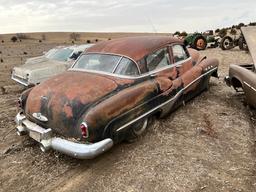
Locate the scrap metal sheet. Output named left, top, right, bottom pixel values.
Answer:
left=241, top=26, right=256, bottom=67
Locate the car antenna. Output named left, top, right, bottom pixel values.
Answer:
left=146, top=17, right=158, bottom=34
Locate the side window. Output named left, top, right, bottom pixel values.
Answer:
left=146, top=48, right=170, bottom=71
left=172, top=45, right=189, bottom=63
left=114, top=57, right=139, bottom=76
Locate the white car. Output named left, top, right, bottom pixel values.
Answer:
left=12, top=44, right=94, bottom=87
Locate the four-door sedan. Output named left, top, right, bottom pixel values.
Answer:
left=12, top=44, right=94, bottom=87
left=15, top=36, right=219, bottom=159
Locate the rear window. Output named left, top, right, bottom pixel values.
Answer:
left=73, top=54, right=121, bottom=73
left=114, top=57, right=139, bottom=76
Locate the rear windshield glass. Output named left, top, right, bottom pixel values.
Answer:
left=72, top=54, right=139, bottom=76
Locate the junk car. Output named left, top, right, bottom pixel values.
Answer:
left=12, top=44, right=94, bottom=87
left=15, top=36, right=219, bottom=159
left=225, top=26, right=256, bottom=108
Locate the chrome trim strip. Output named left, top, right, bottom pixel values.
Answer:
left=112, top=56, right=123, bottom=73
left=70, top=52, right=141, bottom=75
left=243, top=81, right=256, bottom=92
left=70, top=57, right=192, bottom=80
left=11, top=75, right=29, bottom=86
left=116, top=67, right=217, bottom=132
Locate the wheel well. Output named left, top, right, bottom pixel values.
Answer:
left=231, top=77, right=242, bottom=88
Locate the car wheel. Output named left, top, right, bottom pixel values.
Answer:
left=126, top=117, right=149, bottom=143
left=220, top=36, right=234, bottom=50
left=192, top=36, right=207, bottom=50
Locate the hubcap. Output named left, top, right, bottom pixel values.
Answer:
left=133, top=118, right=148, bottom=136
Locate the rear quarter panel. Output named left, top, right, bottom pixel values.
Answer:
left=82, top=79, right=159, bottom=141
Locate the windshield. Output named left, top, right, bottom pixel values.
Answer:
left=72, top=54, right=121, bottom=73
left=47, top=48, right=74, bottom=61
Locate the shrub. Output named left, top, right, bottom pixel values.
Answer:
left=11, top=36, right=18, bottom=42
left=180, top=31, right=188, bottom=37
left=173, top=31, right=181, bottom=36
left=86, top=40, right=91, bottom=43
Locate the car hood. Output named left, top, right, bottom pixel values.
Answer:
left=24, top=71, right=125, bottom=137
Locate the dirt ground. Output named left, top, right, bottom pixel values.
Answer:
left=0, top=40, right=255, bottom=192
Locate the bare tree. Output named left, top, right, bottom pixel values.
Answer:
left=70, top=33, right=80, bottom=41
left=41, top=34, right=46, bottom=41
left=16, top=33, right=28, bottom=39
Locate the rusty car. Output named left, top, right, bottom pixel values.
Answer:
left=11, top=44, right=94, bottom=87
left=224, top=26, right=256, bottom=108
left=15, top=36, right=219, bottom=159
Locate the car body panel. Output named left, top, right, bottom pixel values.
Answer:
left=16, top=36, right=219, bottom=158
left=225, top=26, right=256, bottom=108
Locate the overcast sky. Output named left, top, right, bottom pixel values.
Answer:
left=0, top=0, right=256, bottom=34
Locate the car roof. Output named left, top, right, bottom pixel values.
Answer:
left=86, top=36, right=182, bottom=62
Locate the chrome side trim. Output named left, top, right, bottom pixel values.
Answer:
left=11, top=75, right=29, bottom=86
left=116, top=67, right=217, bottom=132
left=70, top=52, right=141, bottom=75
left=70, top=57, right=192, bottom=80
left=112, top=56, right=123, bottom=73
left=243, top=81, right=256, bottom=92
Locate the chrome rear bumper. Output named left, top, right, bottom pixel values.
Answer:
left=15, top=112, right=113, bottom=159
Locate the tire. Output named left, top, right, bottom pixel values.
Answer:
left=238, top=36, right=248, bottom=51
left=126, top=117, right=149, bottom=143
left=220, top=36, right=233, bottom=50
left=192, top=36, right=207, bottom=50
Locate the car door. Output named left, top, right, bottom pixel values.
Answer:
left=170, top=44, right=203, bottom=99
left=145, top=46, right=178, bottom=94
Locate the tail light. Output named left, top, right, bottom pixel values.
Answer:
left=80, top=122, right=89, bottom=138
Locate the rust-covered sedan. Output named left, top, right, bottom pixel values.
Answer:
left=224, top=26, right=256, bottom=108
left=15, top=36, right=219, bottom=159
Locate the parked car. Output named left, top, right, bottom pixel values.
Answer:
left=224, top=26, right=256, bottom=108
left=11, top=44, right=94, bottom=87
left=15, top=36, right=219, bottom=159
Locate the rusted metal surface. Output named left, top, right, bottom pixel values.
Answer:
left=86, top=36, right=182, bottom=63
left=17, top=35, right=219, bottom=157
left=225, top=27, right=256, bottom=108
